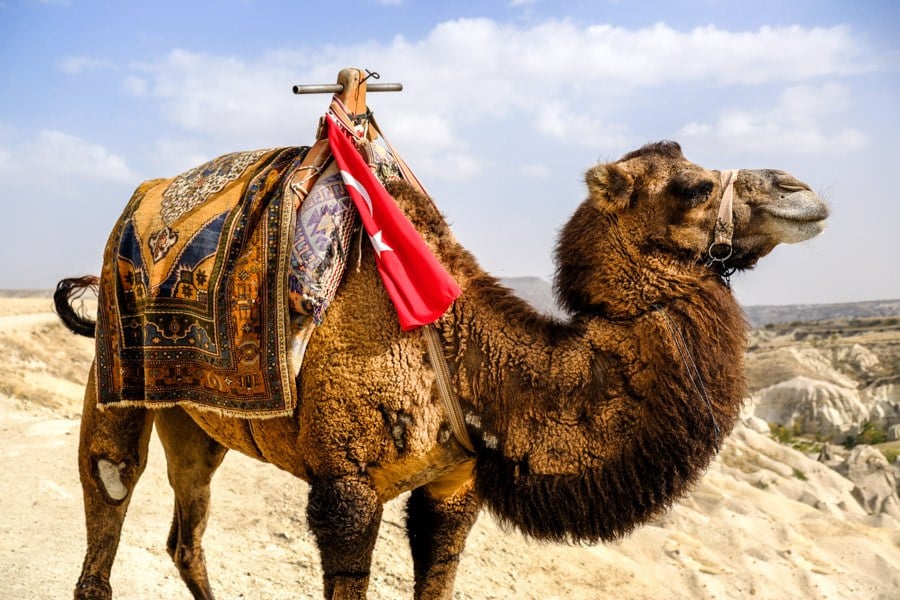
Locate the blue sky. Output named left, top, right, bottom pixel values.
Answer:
left=1, top=0, right=898, bottom=306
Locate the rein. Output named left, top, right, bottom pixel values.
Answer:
left=656, top=307, right=721, bottom=448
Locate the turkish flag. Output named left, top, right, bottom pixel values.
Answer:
left=326, top=115, right=461, bottom=331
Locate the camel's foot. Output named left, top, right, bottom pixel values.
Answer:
left=73, top=574, right=112, bottom=600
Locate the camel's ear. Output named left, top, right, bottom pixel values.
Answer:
left=585, top=163, right=634, bottom=213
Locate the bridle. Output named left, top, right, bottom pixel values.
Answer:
left=707, top=169, right=740, bottom=279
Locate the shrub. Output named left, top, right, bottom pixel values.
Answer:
left=858, top=421, right=888, bottom=446
left=881, top=448, right=900, bottom=464
left=844, top=421, right=889, bottom=448
left=769, top=422, right=793, bottom=444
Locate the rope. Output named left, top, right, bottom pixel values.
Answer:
left=709, top=169, right=740, bottom=262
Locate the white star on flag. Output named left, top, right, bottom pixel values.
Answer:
left=369, top=230, right=393, bottom=257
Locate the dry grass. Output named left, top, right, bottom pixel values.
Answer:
left=0, top=296, right=94, bottom=414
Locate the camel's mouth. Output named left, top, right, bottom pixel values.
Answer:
left=759, top=189, right=830, bottom=244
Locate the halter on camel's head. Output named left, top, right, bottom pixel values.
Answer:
left=708, top=169, right=739, bottom=277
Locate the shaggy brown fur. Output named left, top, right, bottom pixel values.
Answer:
left=56, top=141, right=828, bottom=599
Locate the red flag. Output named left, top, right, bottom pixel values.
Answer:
left=326, top=115, right=461, bottom=331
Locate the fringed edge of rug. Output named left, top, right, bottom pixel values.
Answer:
left=95, top=400, right=296, bottom=419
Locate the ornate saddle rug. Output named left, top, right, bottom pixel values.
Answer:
left=96, top=147, right=315, bottom=417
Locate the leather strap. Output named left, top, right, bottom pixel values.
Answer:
left=423, top=323, right=476, bottom=453
left=709, top=169, right=740, bottom=261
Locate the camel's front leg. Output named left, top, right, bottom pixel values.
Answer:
left=75, top=364, right=154, bottom=600
left=307, top=476, right=383, bottom=599
left=406, top=475, right=480, bottom=600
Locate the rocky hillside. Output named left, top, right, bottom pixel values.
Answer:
left=747, top=317, right=900, bottom=443
left=744, top=300, right=900, bottom=329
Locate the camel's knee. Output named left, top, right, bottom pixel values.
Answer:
left=78, top=402, right=153, bottom=505
left=307, top=477, right=383, bottom=577
left=307, top=477, right=381, bottom=540
left=83, top=453, right=145, bottom=505
left=95, top=458, right=129, bottom=501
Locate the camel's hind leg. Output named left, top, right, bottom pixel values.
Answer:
left=154, top=407, right=228, bottom=600
left=75, top=364, right=154, bottom=600
left=406, top=477, right=480, bottom=600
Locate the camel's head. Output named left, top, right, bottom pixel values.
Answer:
left=555, top=141, right=828, bottom=315
left=583, top=141, right=829, bottom=272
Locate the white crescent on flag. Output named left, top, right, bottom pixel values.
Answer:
left=339, top=170, right=373, bottom=216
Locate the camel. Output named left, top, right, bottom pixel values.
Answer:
left=56, top=139, right=828, bottom=599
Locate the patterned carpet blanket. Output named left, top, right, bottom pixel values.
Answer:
left=95, top=147, right=326, bottom=417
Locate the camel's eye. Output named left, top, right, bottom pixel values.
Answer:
left=687, top=182, right=713, bottom=205
left=667, top=174, right=713, bottom=208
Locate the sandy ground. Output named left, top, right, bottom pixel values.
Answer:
left=2, top=296, right=900, bottom=599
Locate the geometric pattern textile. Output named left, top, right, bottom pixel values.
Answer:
left=95, top=147, right=310, bottom=417
left=288, top=167, right=361, bottom=324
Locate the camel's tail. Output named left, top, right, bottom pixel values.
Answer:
left=54, top=276, right=99, bottom=338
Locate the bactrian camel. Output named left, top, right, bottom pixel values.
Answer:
left=57, top=140, right=828, bottom=599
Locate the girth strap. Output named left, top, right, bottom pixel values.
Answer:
left=423, top=316, right=477, bottom=454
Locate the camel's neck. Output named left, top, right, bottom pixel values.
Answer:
left=388, top=179, right=748, bottom=542
left=446, top=273, right=748, bottom=543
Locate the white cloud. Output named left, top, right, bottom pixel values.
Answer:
left=509, top=0, right=538, bottom=6
left=0, top=130, right=136, bottom=183
left=59, top=56, right=114, bottom=74
left=534, top=102, right=628, bottom=148
left=678, top=83, right=869, bottom=155
left=122, top=75, right=148, bottom=96
left=129, top=50, right=305, bottom=141
left=120, top=19, right=871, bottom=180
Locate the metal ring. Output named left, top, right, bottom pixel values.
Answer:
left=707, top=243, right=733, bottom=262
